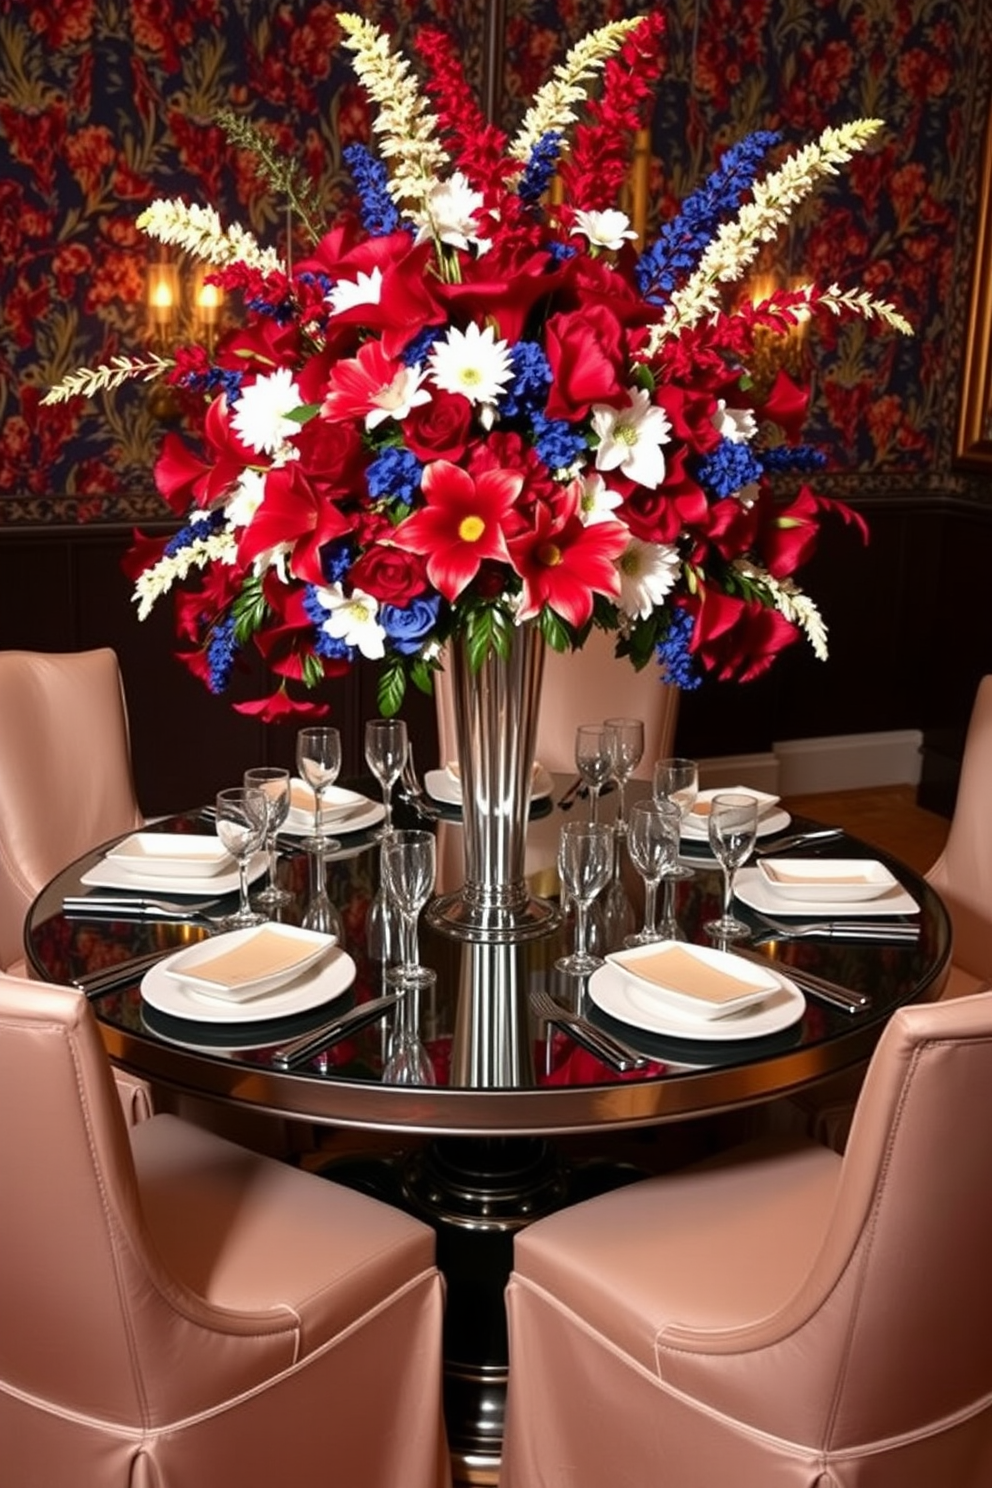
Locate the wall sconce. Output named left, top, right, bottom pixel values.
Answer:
left=147, top=261, right=180, bottom=349
left=144, top=256, right=225, bottom=418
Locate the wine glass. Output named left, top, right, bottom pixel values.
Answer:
left=243, top=766, right=291, bottom=907
left=574, top=724, right=612, bottom=823
left=603, top=717, right=644, bottom=836
left=295, top=726, right=342, bottom=852
left=381, top=829, right=436, bottom=990
left=652, top=757, right=699, bottom=880
left=365, top=717, right=408, bottom=836
left=704, top=792, right=759, bottom=941
left=555, top=821, right=614, bottom=975
left=213, top=786, right=268, bottom=929
left=624, top=800, right=681, bottom=946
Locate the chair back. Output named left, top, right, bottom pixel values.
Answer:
left=435, top=628, right=679, bottom=777
left=0, top=649, right=142, bottom=969
left=926, top=674, right=992, bottom=981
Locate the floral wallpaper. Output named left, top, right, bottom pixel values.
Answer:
left=0, top=0, right=990, bottom=524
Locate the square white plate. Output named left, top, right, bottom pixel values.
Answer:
left=105, top=833, right=232, bottom=879
left=426, top=763, right=554, bottom=806
left=163, top=924, right=335, bottom=1003
left=757, top=857, right=899, bottom=904
left=604, top=940, right=781, bottom=1021
left=681, top=787, right=783, bottom=842
left=286, top=780, right=370, bottom=827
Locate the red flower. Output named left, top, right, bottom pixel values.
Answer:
left=543, top=304, right=627, bottom=420
left=237, top=463, right=352, bottom=586
left=508, top=484, right=627, bottom=626
left=395, top=459, right=521, bottom=601
left=348, top=544, right=430, bottom=605
left=401, top=388, right=473, bottom=463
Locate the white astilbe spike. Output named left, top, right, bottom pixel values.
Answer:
left=337, top=13, right=447, bottom=217
left=800, top=282, right=914, bottom=337
left=132, top=530, right=238, bottom=621
left=646, top=119, right=885, bottom=351
left=735, top=560, right=829, bottom=660
left=508, top=19, right=642, bottom=163
left=136, top=199, right=284, bottom=273
left=41, top=353, right=175, bottom=406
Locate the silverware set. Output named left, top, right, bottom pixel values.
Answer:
left=63, top=894, right=225, bottom=924
left=270, top=993, right=400, bottom=1069
left=530, top=989, right=648, bottom=1071
left=732, top=945, right=871, bottom=1014
left=752, top=911, right=919, bottom=942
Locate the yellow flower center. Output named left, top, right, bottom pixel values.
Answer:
left=614, top=420, right=637, bottom=447
left=538, top=542, right=562, bottom=568
left=458, top=514, right=486, bottom=543
left=458, top=367, right=483, bottom=388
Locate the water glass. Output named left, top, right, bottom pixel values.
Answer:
left=604, top=717, right=644, bottom=835
left=295, top=726, right=342, bottom=852
left=704, top=792, right=759, bottom=940
left=365, top=717, right=408, bottom=836
left=243, top=766, right=291, bottom=907
left=574, top=724, right=612, bottom=823
left=652, top=756, right=699, bottom=880
left=624, top=800, right=681, bottom=946
left=556, top=820, right=614, bottom=975
left=213, top=786, right=268, bottom=928
left=381, top=829, right=436, bottom=990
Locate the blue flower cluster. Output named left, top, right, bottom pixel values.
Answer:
left=501, top=341, right=552, bottom=418
left=302, top=587, right=354, bottom=661
left=655, top=606, right=700, bottom=690
left=344, top=143, right=402, bottom=237
left=367, top=447, right=422, bottom=503
left=760, top=444, right=827, bottom=473
left=381, top=594, right=441, bottom=654
left=517, top=131, right=562, bottom=205
left=696, top=439, right=764, bottom=500
left=206, top=614, right=238, bottom=694
left=164, top=507, right=226, bottom=558
left=531, top=412, right=586, bottom=472
left=635, top=130, right=781, bottom=304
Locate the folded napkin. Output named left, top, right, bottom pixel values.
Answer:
left=762, top=864, right=874, bottom=885
left=179, top=929, right=321, bottom=992
left=619, top=944, right=766, bottom=1007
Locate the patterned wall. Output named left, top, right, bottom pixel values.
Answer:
left=1, top=0, right=990, bottom=525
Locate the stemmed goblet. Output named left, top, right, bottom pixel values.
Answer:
left=243, top=766, right=291, bottom=908
left=555, top=820, right=614, bottom=975
left=365, top=717, right=408, bottom=836
left=704, top=792, right=759, bottom=941
left=652, top=757, right=699, bottom=881
left=295, top=726, right=342, bottom=854
left=213, top=786, right=268, bottom=929
left=624, top=800, right=681, bottom=946
left=381, top=829, right=437, bottom=991
left=603, top=717, right=644, bottom=836
left=574, top=724, right=612, bottom=823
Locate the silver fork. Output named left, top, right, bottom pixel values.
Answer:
left=62, top=894, right=226, bottom=924
left=530, top=989, right=649, bottom=1071
left=753, top=912, right=919, bottom=941
left=398, top=748, right=442, bottom=820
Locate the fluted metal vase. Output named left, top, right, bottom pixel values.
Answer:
left=426, top=624, right=560, bottom=943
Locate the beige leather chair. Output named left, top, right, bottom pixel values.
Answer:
left=0, top=976, right=450, bottom=1488
left=501, top=990, right=992, bottom=1488
left=0, top=648, right=143, bottom=976
left=434, top=627, right=680, bottom=777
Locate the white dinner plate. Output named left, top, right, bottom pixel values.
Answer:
left=280, top=795, right=385, bottom=838
left=286, top=781, right=373, bottom=827
left=81, top=851, right=268, bottom=896
left=756, top=856, right=899, bottom=904
left=104, top=833, right=232, bottom=879
left=425, top=764, right=554, bottom=806
left=734, top=865, right=920, bottom=918
left=605, top=940, right=782, bottom=1021
left=681, top=806, right=792, bottom=847
left=588, top=959, right=805, bottom=1041
left=163, top=924, right=336, bottom=1003
left=142, top=941, right=356, bottom=1024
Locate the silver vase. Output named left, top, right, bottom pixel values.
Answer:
left=426, top=624, right=560, bottom=941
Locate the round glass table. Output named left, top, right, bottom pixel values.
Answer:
left=25, top=777, right=952, bottom=1482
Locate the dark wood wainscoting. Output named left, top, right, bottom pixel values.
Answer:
left=2, top=492, right=990, bottom=816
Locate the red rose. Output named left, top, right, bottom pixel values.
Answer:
left=401, top=388, right=473, bottom=462
left=347, top=543, right=429, bottom=605
left=543, top=304, right=627, bottom=420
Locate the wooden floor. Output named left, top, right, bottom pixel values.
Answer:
left=780, top=783, right=950, bottom=877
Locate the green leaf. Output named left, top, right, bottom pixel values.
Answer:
left=409, top=656, right=436, bottom=696
left=231, top=576, right=267, bottom=643
left=284, top=403, right=320, bottom=426
left=539, top=607, right=571, bottom=653
left=631, top=361, right=656, bottom=393
left=301, top=652, right=325, bottom=690
left=376, top=660, right=407, bottom=717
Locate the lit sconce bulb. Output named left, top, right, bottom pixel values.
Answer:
left=196, top=280, right=222, bottom=324
left=147, top=263, right=179, bottom=328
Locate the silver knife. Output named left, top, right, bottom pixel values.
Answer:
left=73, top=948, right=180, bottom=996
left=754, top=828, right=845, bottom=855
left=271, top=993, right=400, bottom=1069
left=733, top=945, right=870, bottom=1013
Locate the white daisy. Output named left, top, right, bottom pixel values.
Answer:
left=577, top=470, right=625, bottom=526
left=231, top=368, right=303, bottom=455
left=315, top=583, right=386, bottom=661
left=712, top=399, right=757, bottom=444
left=592, top=388, right=672, bottom=489
left=570, top=208, right=637, bottom=252
left=367, top=363, right=432, bottom=430
left=616, top=538, right=681, bottom=621
left=224, top=468, right=267, bottom=529
left=326, top=266, right=383, bottom=316
left=428, top=322, right=514, bottom=408
left=413, top=172, right=486, bottom=251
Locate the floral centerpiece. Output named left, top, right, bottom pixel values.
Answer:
left=44, top=10, right=909, bottom=724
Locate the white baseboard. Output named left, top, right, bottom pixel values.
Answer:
left=698, top=729, right=923, bottom=797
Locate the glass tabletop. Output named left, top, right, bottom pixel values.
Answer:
left=24, top=776, right=952, bottom=1136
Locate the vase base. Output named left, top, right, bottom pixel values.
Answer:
left=427, top=890, right=561, bottom=943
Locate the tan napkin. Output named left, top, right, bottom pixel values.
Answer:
left=764, top=864, right=872, bottom=885
left=184, top=929, right=320, bottom=990
left=619, top=945, right=768, bottom=1006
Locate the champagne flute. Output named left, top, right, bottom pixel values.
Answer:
left=365, top=717, right=408, bottom=836
left=382, top=981, right=436, bottom=1086
left=381, top=829, right=436, bottom=990
left=556, top=821, right=614, bottom=975
left=652, top=757, right=699, bottom=880
left=624, top=800, right=681, bottom=946
left=574, top=724, right=612, bottom=823
left=603, top=717, right=644, bottom=836
left=213, top=786, right=268, bottom=929
left=704, top=792, right=759, bottom=941
left=295, top=726, right=342, bottom=853
left=243, top=766, right=291, bottom=907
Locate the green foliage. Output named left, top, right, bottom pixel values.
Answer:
left=376, top=657, right=408, bottom=716
left=231, top=575, right=267, bottom=642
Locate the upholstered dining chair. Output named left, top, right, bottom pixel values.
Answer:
left=500, top=989, right=992, bottom=1488
left=434, top=627, right=680, bottom=778
left=0, top=976, right=451, bottom=1488
left=0, top=647, right=143, bottom=976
